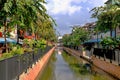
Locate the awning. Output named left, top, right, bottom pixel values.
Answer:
left=83, top=39, right=101, bottom=44
left=0, top=38, right=17, bottom=43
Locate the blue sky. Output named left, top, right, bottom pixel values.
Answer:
left=45, top=0, right=107, bottom=35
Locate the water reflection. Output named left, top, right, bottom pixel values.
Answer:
left=38, top=48, right=116, bottom=80
left=37, top=52, right=56, bottom=80
left=62, top=51, right=91, bottom=75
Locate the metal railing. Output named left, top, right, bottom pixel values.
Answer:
left=93, top=48, right=120, bottom=66
left=0, top=46, right=52, bottom=80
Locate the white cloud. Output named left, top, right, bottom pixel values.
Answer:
left=86, top=7, right=90, bottom=11
left=88, top=0, right=108, bottom=7
left=46, top=0, right=108, bottom=16
left=46, top=0, right=82, bottom=16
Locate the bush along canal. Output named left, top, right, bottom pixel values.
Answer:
left=38, top=48, right=117, bottom=80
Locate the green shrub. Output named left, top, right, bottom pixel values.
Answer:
left=100, top=37, right=119, bottom=49
left=35, top=39, right=47, bottom=50
left=0, top=38, right=48, bottom=60
left=24, top=48, right=33, bottom=52
left=0, top=44, right=25, bottom=60
left=0, top=52, right=13, bottom=60
left=34, top=48, right=38, bottom=54
left=11, top=47, right=24, bottom=56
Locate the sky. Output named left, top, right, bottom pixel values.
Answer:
left=45, top=0, right=107, bottom=36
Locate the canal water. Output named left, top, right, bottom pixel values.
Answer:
left=38, top=48, right=117, bottom=80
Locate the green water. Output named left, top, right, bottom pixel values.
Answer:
left=38, top=50, right=116, bottom=80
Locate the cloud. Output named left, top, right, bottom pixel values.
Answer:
left=45, top=0, right=108, bottom=35
left=88, top=0, right=108, bottom=7
left=46, top=0, right=82, bottom=16
left=46, top=0, right=107, bottom=16
left=86, top=7, right=90, bottom=11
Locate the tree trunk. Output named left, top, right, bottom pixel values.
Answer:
left=4, top=19, right=8, bottom=52
left=97, top=32, right=99, bottom=48
left=110, top=28, right=113, bottom=37
left=114, top=28, right=116, bottom=38
left=17, top=25, right=19, bottom=44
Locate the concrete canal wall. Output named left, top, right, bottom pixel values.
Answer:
left=92, top=56, right=120, bottom=79
left=19, top=47, right=55, bottom=80
left=63, top=47, right=120, bottom=79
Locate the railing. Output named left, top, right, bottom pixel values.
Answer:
left=0, top=46, right=52, bottom=80
left=93, top=48, right=120, bottom=66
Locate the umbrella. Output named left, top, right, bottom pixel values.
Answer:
left=0, top=38, right=17, bottom=43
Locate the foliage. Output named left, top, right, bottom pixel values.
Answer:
left=96, top=11, right=114, bottom=32
left=91, top=1, right=120, bottom=36
left=11, top=46, right=24, bottom=55
left=62, top=34, right=72, bottom=46
left=100, top=37, right=120, bottom=49
left=36, top=19, right=57, bottom=42
left=23, top=38, right=47, bottom=50
left=0, top=37, right=48, bottom=60
left=35, top=39, right=47, bottom=50
left=24, top=48, right=33, bottom=52
left=0, top=44, right=24, bottom=60
left=0, top=52, right=13, bottom=60
left=0, top=0, right=57, bottom=47
left=33, top=48, right=38, bottom=54
left=0, top=39, right=47, bottom=60
left=62, top=27, right=90, bottom=47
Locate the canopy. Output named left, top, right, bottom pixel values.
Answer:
left=0, top=38, right=17, bottom=43
left=83, top=39, right=101, bottom=44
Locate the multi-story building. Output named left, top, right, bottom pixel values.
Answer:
left=82, top=22, right=96, bottom=39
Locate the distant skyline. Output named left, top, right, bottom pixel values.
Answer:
left=45, top=0, right=107, bottom=35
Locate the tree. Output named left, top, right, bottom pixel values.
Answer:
left=33, top=14, right=57, bottom=41
left=91, top=0, right=120, bottom=37
left=62, top=34, right=71, bottom=47
left=72, top=27, right=89, bottom=46
left=0, top=0, right=56, bottom=51
left=62, top=27, right=89, bottom=48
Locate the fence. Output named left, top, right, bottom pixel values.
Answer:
left=0, top=46, right=52, bottom=80
left=93, top=48, right=120, bottom=66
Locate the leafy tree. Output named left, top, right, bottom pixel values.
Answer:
left=72, top=27, right=89, bottom=46
left=62, top=34, right=71, bottom=47
left=33, top=16, right=57, bottom=42
left=62, top=27, right=89, bottom=48
left=0, top=0, right=57, bottom=52
left=91, top=0, right=120, bottom=37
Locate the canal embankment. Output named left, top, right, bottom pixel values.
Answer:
left=63, top=47, right=91, bottom=62
left=63, top=47, right=120, bottom=80
left=19, top=47, right=55, bottom=80
left=92, top=56, right=120, bottom=79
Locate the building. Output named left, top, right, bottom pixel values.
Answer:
left=82, top=22, right=96, bottom=39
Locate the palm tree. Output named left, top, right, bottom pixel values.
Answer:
left=91, top=0, right=120, bottom=37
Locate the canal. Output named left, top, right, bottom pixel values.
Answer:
left=38, top=48, right=117, bottom=80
